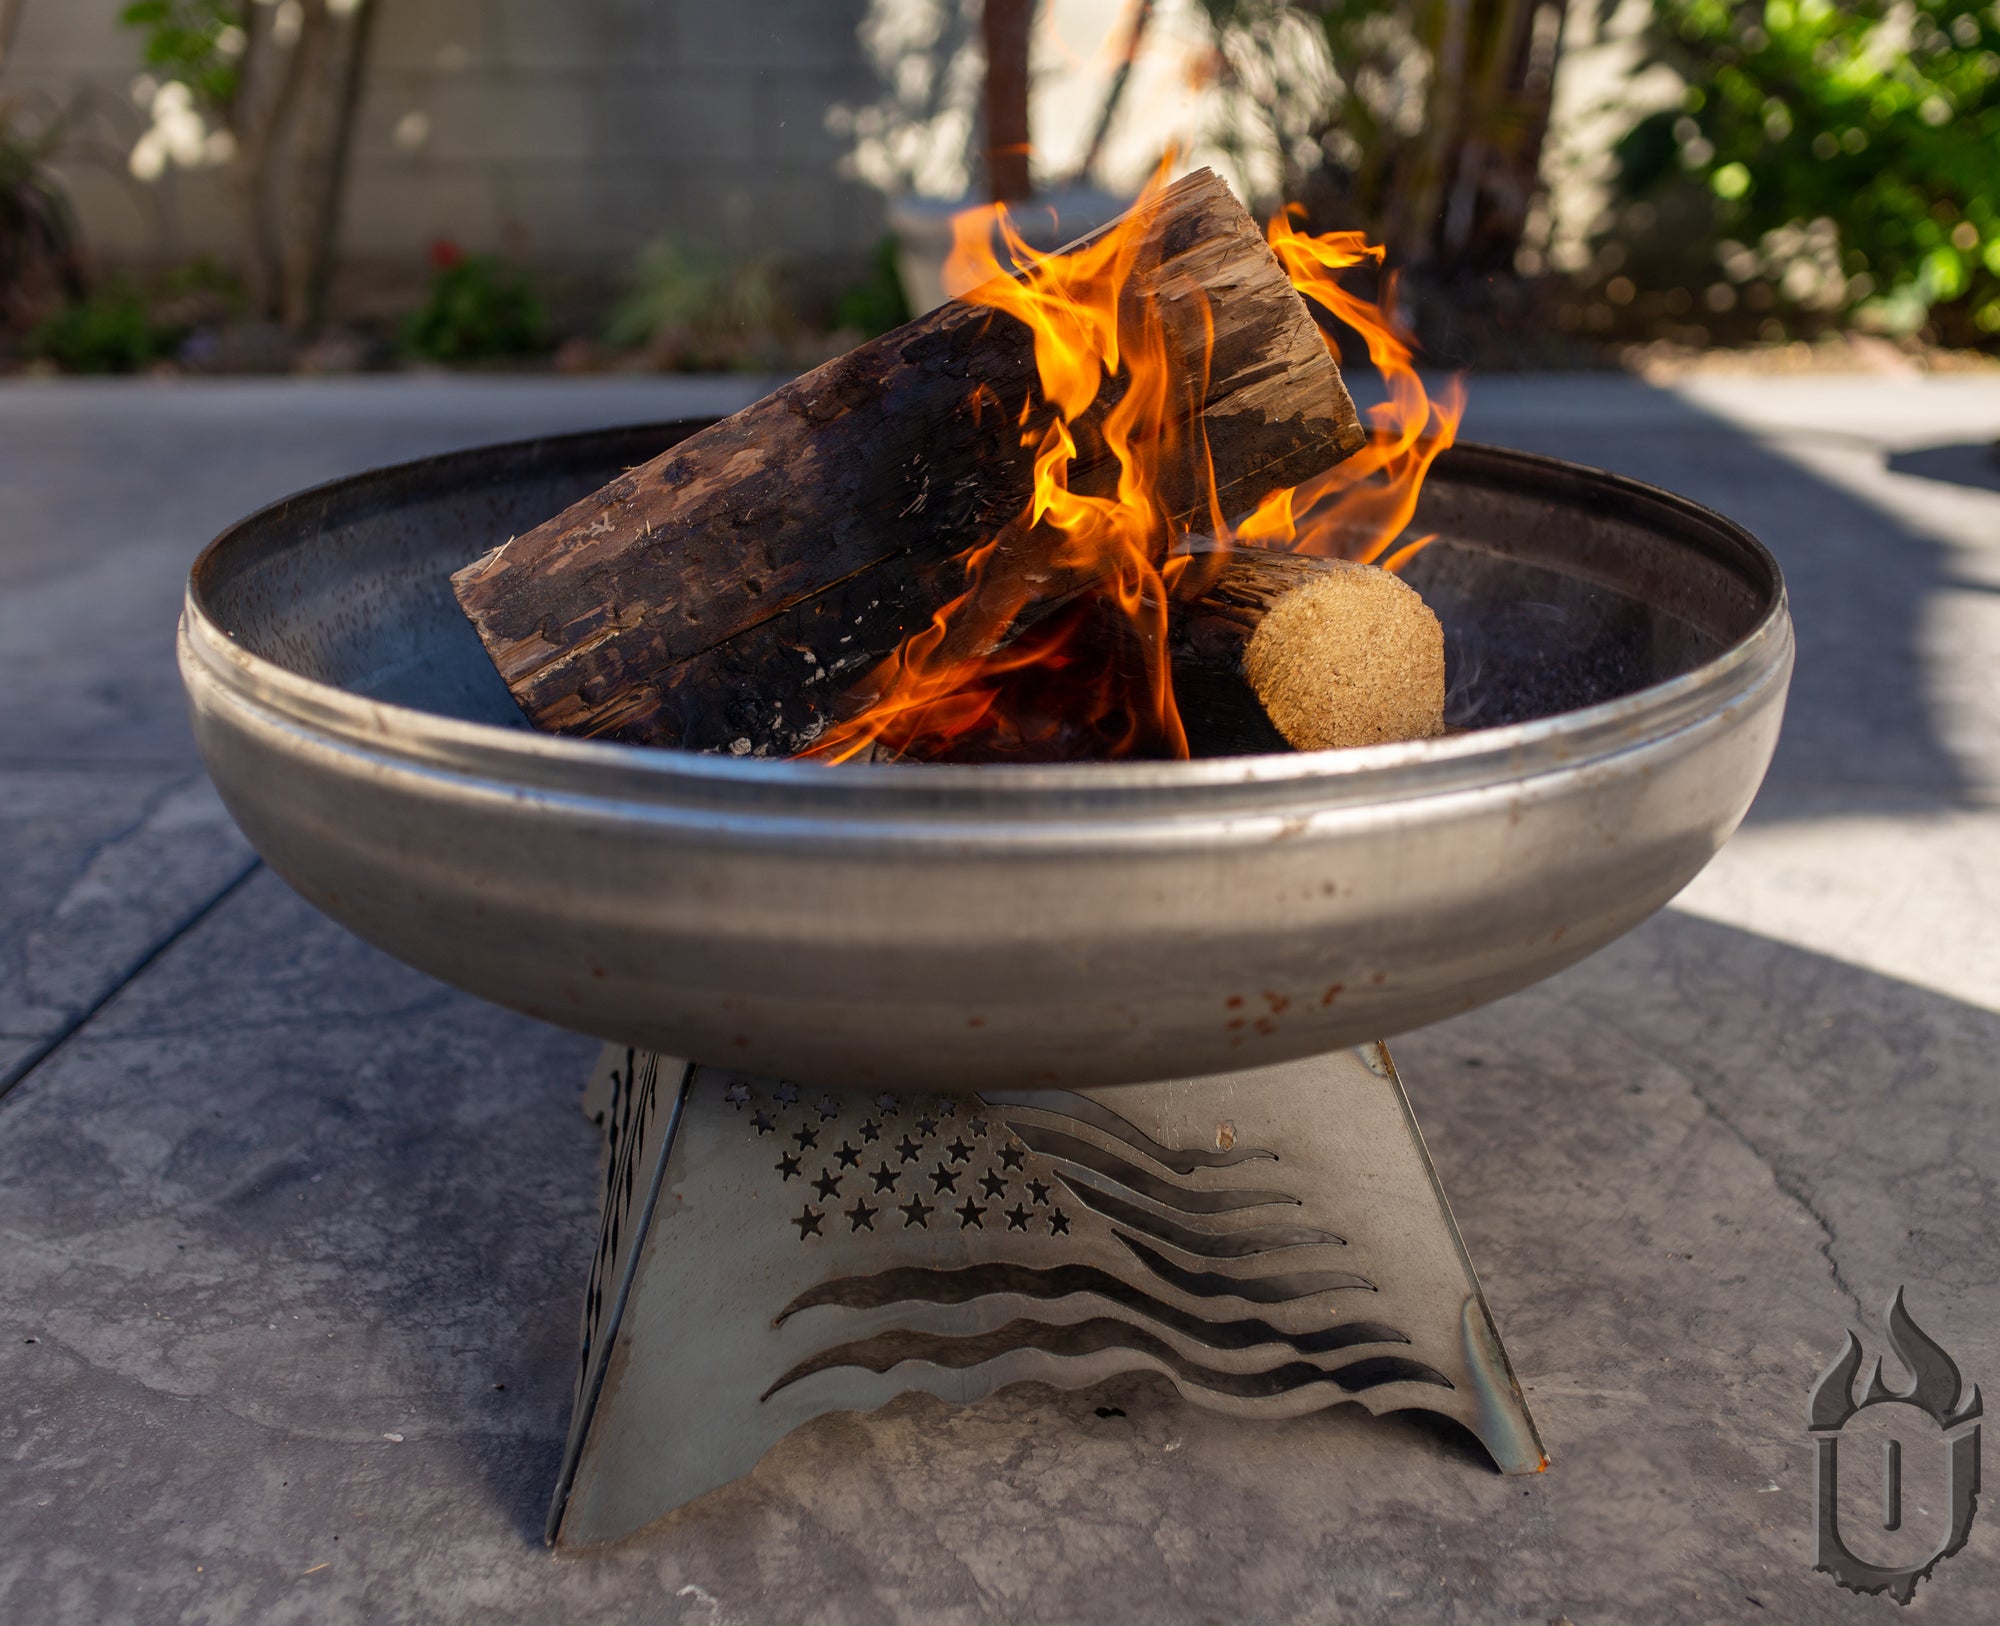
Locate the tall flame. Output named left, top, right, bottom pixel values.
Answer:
left=800, top=174, right=1462, bottom=765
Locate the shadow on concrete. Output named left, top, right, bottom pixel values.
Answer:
left=3, top=771, right=1998, bottom=1620
left=1885, top=439, right=2000, bottom=493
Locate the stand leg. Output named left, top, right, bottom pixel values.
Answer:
left=551, top=1043, right=1545, bottom=1547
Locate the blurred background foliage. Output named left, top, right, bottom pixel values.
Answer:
left=117, top=0, right=377, bottom=329
left=0, top=91, right=83, bottom=333
left=402, top=243, right=544, bottom=364
left=1614, top=0, right=2000, bottom=347
left=3, top=0, right=1998, bottom=372
left=1195, top=0, right=1565, bottom=276
left=1194, top=0, right=1569, bottom=360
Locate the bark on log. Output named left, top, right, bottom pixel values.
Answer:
left=450, top=168, right=1366, bottom=751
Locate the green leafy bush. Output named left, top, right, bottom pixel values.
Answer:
left=117, top=0, right=243, bottom=111
left=833, top=236, right=912, bottom=337
left=403, top=247, right=545, bottom=363
left=25, top=283, right=177, bottom=373
left=1, top=98, right=85, bottom=334
left=1626, top=0, right=2000, bottom=344
left=605, top=239, right=792, bottom=369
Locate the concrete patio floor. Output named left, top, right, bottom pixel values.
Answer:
left=2, top=372, right=1996, bottom=1624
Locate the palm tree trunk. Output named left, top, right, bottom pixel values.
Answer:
left=1397, top=0, right=1472, bottom=266
left=983, top=0, right=1035, bottom=202
left=0, top=0, right=27, bottom=75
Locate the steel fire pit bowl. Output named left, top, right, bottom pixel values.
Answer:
left=180, top=421, right=1791, bottom=1092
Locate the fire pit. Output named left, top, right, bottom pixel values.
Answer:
left=179, top=419, right=1790, bottom=1546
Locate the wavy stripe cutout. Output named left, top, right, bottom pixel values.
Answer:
left=1059, top=1175, right=1346, bottom=1256
left=774, top=1261, right=1407, bottom=1355
left=1114, top=1232, right=1371, bottom=1301
left=1011, top=1124, right=1296, bottom=1212
left=984, top=1091, right=1277, bottom=1173
left=762, top=1317, right=1452, bottom=1401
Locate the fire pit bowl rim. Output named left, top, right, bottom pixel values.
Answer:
left=177, top=422, right=1791, bottom=1088
left=181, top=429, right=1789, bottom=826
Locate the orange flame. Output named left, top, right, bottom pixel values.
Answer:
left=1235, top=208, right=1464, bottom=573
left=800, top=177, right=1461, bottom=765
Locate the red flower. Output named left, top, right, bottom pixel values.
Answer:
left=428, top=239, right=464, bottom=271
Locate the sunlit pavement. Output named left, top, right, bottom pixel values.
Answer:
left=2, top=372, right=1996, bottom=1622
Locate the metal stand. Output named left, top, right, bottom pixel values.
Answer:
left=549, top=1044, right=1545, bottom=1547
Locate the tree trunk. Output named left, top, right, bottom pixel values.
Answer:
left=0, top=0, right=26, bottom=74
left=225, top=3, right=311, bottom=320
left=983, top=0, right=1034, bottom=202
left=277, top=0, right=333, bottom=330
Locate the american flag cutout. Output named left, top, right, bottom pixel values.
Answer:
left=757, top=1083, right=1446, bottom=1404
left=552, top=1047, right=1543, bottom=1545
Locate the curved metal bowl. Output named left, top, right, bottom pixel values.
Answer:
left=180, top=421, right=1791, bottom=1090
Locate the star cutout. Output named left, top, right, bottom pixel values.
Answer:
left=774, top=1082, right=799, bottom=1105
left=835, top=1140, right=862, bottom=1169
left=873, top=1092, right=899, bottom=1117
left=929, top=1162, right=961, bottom=1194
left=845, top=1199, right=877, bottom=1232
left=967, top=1117, right=989, bottom=1136
left=934, top=1098, right=958, bottom=1118
left=998, top=1141, right=1026, bottom=1170
left=899, top=1194, right=934, bottom=1228
left=869, top=1162, right=899, bottom=1194
left=723, top=1081, right=751, bottom=1107
left=955, top=1198, right=986, bottom=1229
left=793, top=1206, right=823, bottom=1238
left=978, top=1169, right=1007, bottom=1200
left=775, top=1152, right=802, bottom=1181
left=945, top=1136, right=973, bottom=1164
left=1048, top=1208, right=1070, bottom=1235
left=793, top=1124, right=819, bottom=1150
left=1027, top=1177, right=1052, bottom=1205
left=1005, top=1204, right=1032, bottom=1231
left=812, top=1170, right=842, bottom=1201
left=815, top=1094, right=840, bottom=1121
left=750, top=1111, right=777, bottom=1136
left=896, top=1135, right=921, bottom=1164
left=915, top=1115, right=938, bottom=1137
left=859, top=1119, right=882, bottom=1142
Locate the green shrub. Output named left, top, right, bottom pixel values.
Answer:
left=403, top=249, right=544, bottom=363
left=1626, top=0, right=2000, bottom=345
left=605, top=239, right=793, bottom=369
left=833, top=235, right=911, bottom=337
left=25, top=283, right=175, bottom=372
left=1, top=98, right=85, bottom=332
left=117, top=0, right=244, bottom=110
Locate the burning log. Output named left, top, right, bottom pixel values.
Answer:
left=450, top=168, right=1366, bottom=751
left=822, top=545, right=1447, bottom=764
left=1171, top=548, right=1446, bottom=755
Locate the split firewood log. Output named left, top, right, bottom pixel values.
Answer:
left=450, top=168, right=1366, bottom=751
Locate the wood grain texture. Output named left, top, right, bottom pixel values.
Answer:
left=1173, top=547, right=1445, bottom=756
left=451, top=168, right=1366, bottom=748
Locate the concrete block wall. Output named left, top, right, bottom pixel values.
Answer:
left=6, top=0, right=888, bottom=276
